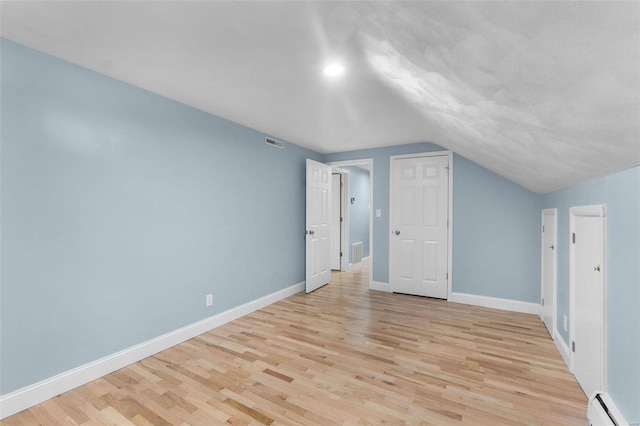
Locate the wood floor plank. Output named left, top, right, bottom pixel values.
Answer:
left=1, top=261, right=588, bottom=425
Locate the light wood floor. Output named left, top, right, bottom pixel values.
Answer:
left=2, top=262, right=588, bottom=425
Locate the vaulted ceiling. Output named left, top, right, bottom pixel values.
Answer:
left=1, top=1, right=638, bottom=193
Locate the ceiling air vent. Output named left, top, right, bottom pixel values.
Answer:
left=265, top=137, right=284, bottom=149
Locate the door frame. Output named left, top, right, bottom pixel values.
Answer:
left=540, top=208, right=557, bottom=339
left=331, top=169, right=349, bottom=272
left=389, top=151, right=453, bottom=298
left=569, top=204, right=606, bottom=391
left=326, top=159, right=373, bottom=283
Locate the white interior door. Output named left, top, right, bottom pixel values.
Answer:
left=330, top=173, right=341, bottom=270
left=390, top=155, right=449, bottom=298
left=541, top=209, right=557, bottom=337
left=306, top=159, right=332, bottom=293
left=570, top=205, right=605, bottom=397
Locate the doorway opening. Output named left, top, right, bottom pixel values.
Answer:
left=327, top=159, right=374, bottom=289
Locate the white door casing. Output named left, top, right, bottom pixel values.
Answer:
left=541, top=208, right=557, bottom=338
left=330, top=173, right=341, bottom=270
left=570, top=205, right=606, bottom=397
left=306, top=159, right=332, bottom=293
left=390, top=154, right=449, bottom=299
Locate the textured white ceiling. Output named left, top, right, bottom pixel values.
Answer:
left=1, top=1, right=638, bottom=193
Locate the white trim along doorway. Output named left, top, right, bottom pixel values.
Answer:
left=330, top=169, right=349, bottom=272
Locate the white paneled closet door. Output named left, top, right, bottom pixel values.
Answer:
left=570, top=205, right=605, bottom=397
left=390, top=155, right=449, bottom=299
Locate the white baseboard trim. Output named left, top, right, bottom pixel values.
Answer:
left=370, top=281, right=391, bottom=292
left=555, top=334, right=571, bottom=370
left=0, top=281, right=304, bottom=419
left=447, top=292, right=540, bottom=315
left=349, top=257, right=369, bottom=268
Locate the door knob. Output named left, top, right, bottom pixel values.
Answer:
left=394, top=230, right=400, bottom=235
left=550, top=245, right=554, bottom=250
left=594, top=265, right=600, bottom=271
left=309, top=230, right=315, bottom=235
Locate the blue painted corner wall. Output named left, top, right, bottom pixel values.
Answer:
left=452, top=155, right=542, bottom=302
left=542, top=166, right=640, bottom=422
left=328, top=146, right=639, bottom=421
left=325, top=145, right=541, bottom=303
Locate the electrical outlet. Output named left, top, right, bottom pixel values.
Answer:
left=564, top=315, right=568, bottom=332
left=206, top=294, right=213, bottom=307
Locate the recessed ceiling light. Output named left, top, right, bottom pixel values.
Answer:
left=323, top=63, right=345, bottom=76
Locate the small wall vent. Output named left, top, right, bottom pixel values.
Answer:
left=265, top=137, right=284, bottom=149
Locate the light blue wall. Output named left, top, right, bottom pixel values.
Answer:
left=325, top=144, right=541, bottom=303
left=0, top=39, right=321, bottom=394
left=343, top=166, right=370, bottom=262
left=542, top=166, right=640, bottom=423
left=453, top=155, right=541, bottom=302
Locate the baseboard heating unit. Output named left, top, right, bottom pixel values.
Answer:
left=588, top=392, right=629, bottom=426
left=351, top=242, right=363, bottom=264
